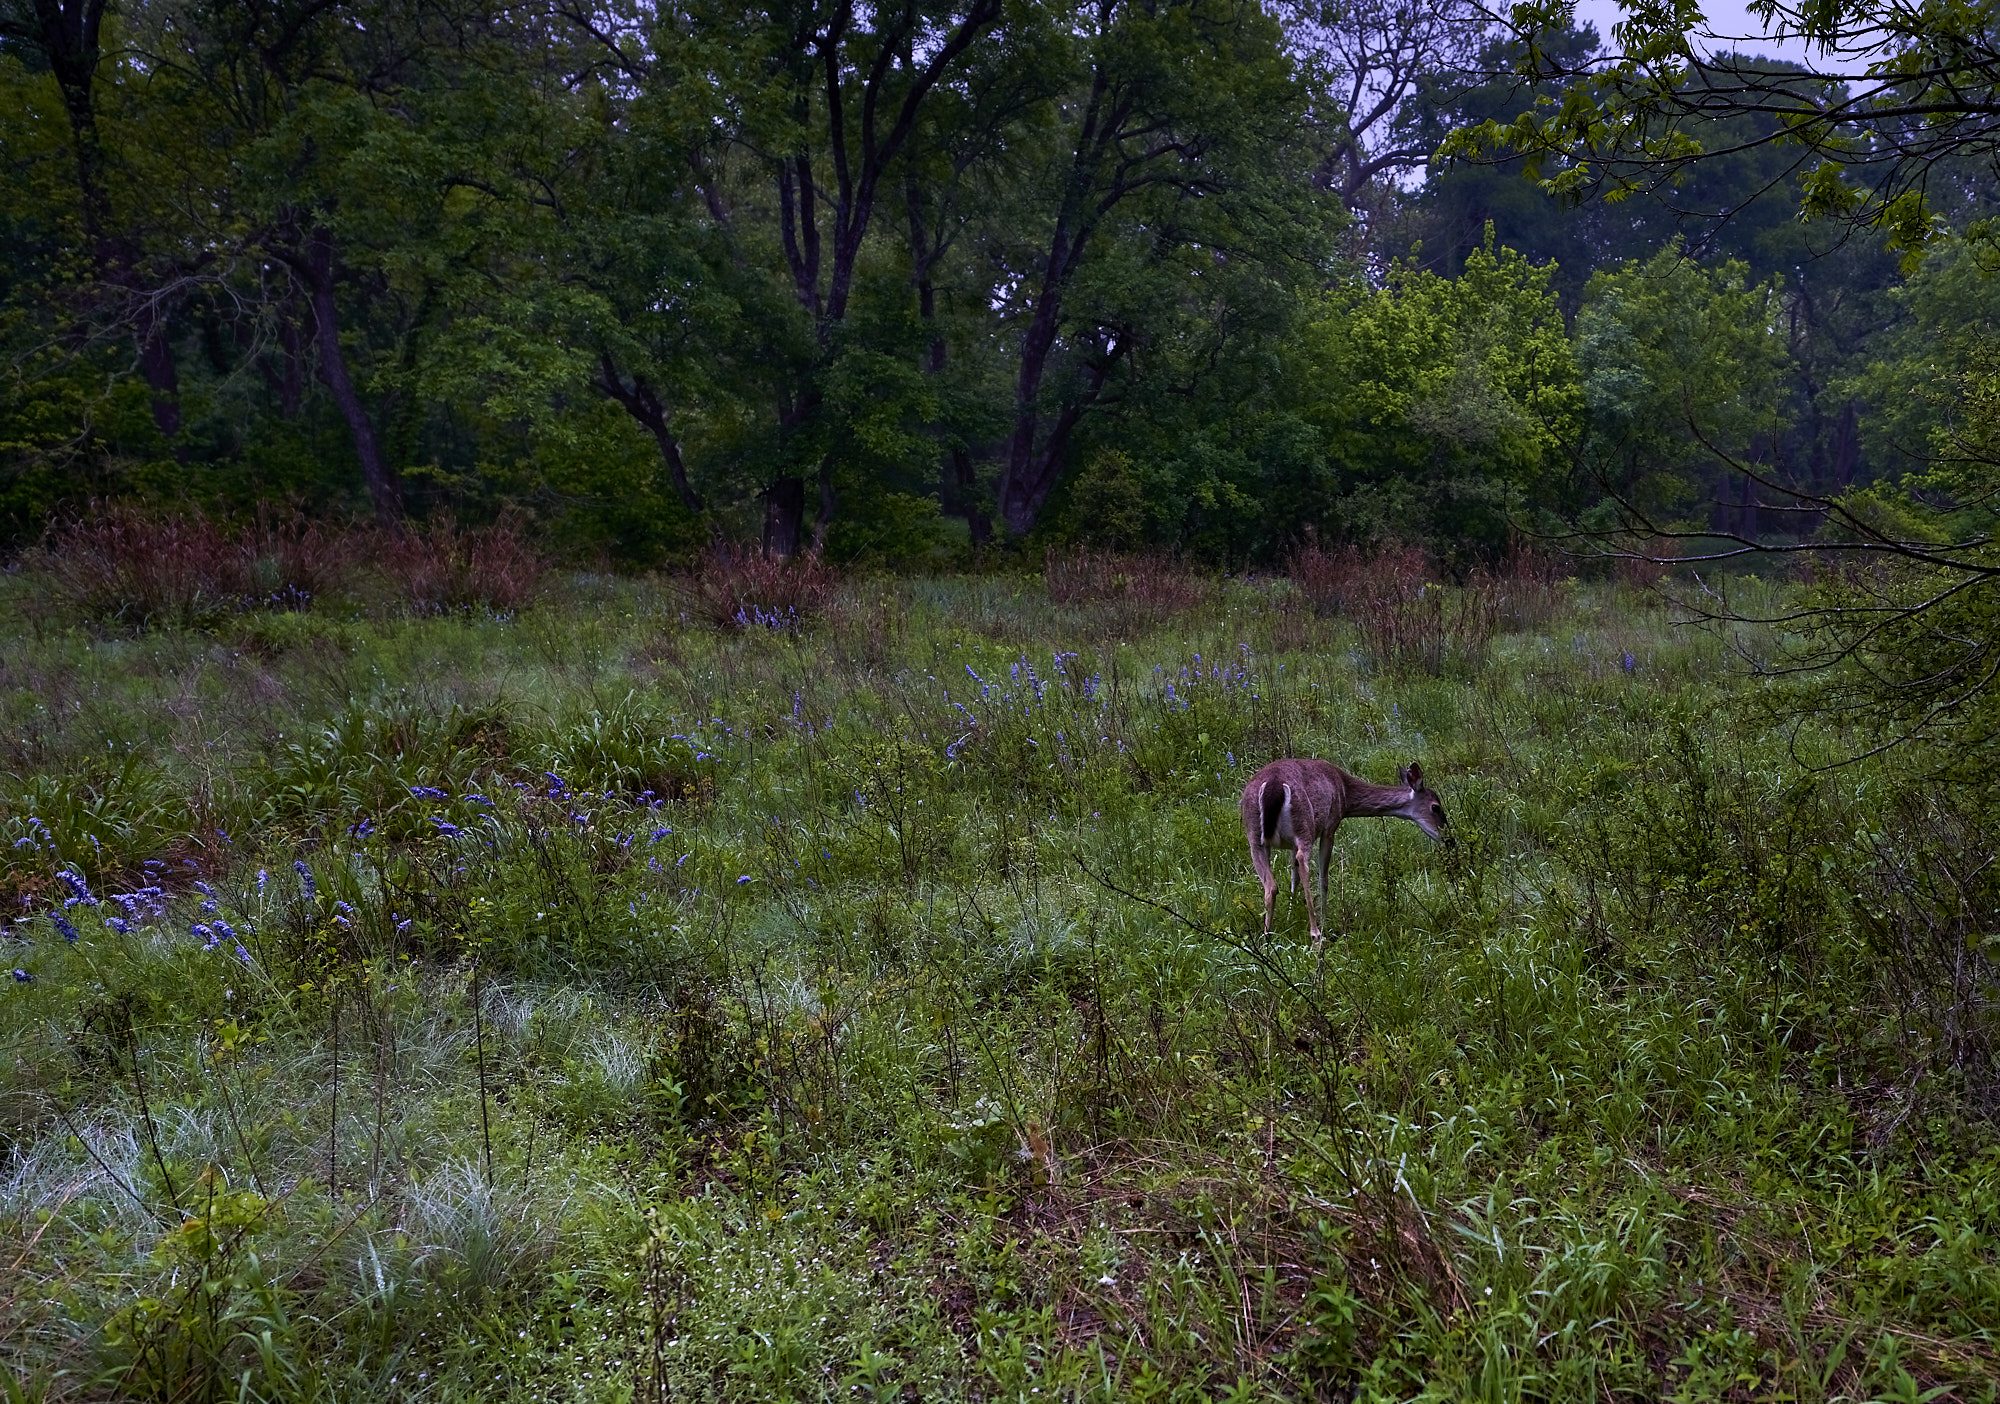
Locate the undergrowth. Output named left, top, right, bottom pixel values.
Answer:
left=0, top=561, right=1995, bottom=1402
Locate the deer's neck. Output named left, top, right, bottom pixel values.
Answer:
left=1340, top=772, right=1410, bottom=819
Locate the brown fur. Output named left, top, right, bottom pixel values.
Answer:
left=1239, top=757, right=1450, bottom=943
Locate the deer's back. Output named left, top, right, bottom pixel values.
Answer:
left=1240, top=758, right=1345, bottom=838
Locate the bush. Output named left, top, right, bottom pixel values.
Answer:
left=1043, top=547, right=1209, bottom=626
left=377, top=515, right=546, bottom=616
left=684, top=546, right=836, bottom=631
left=1470, top=539, right=1570, bottom=633
left=33, top=505, right=351, bottom=631
left=1288, top=540, right=1497, bottom=673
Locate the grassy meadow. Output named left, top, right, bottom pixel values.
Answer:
left=0, top=549, right=1996, bottom=1402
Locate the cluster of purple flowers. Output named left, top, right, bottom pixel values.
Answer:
left=10, top=815, right=54, bottom=854
left=734, top=603, right=799, bottom=630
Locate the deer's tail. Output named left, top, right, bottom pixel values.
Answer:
left=1259, top=780, right=1289, bottom=846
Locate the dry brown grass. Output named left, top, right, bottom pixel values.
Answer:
left=1043, top=547, right=1209, bottom=630
left=35, top=504, right=355, bottom=631
left=683, top=545, right=837, bottom=631
left=377, top=514, right=546, bottom=616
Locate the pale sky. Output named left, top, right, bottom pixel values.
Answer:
left=1568, top=0, right=1868, bottom=71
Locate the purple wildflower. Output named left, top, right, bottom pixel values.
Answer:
left=10, top=969, right=29, bottom=983
left=294, top=860, right=316, bottom=901
left=49, top=911, right=79, bottom=944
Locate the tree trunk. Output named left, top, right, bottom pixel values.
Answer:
left=763, top=476, right=806, bottom=557
left=595, top=356, right=706, bottom=515
left=907, top=199, right=993, bottom=545
left=136, top=316, right=182, bottom=439
left=810, top=459, right=835, bottom=555
left=998, top=296, right=1063, bottom=536
left=37, top=0, right=184, bottom=441
left=303, top=229, right=401, bottom=523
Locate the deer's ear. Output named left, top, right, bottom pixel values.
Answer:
left=1401, top=762, right=1423, bottom=787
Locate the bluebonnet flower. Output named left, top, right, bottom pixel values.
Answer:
left=570, top=812, right=589, bottom=827
left=393, top=913, right=411, bottom=933
left=736, top=874, right=752, bottom=885
left=234, top=943, right=251, bottom=965
left=429, top=817, right=462, bottom=837
left=545, top=771, right=569, bottom=797
left=10, top=838, right=32, bottom=851
left=294, top=860, right=316, bottom=901
left=465, top=794, right=492, bottom=806
left=256, top=869, right=268, bottom=895
left=350, top=817, right=374, bottom=837
left=10, top=969, right=29, bottom=983
left=334, top=900, right=354, bottom=915
left=49, top=911, right=79, bottom=944
left=650, top=826, right=673, bottom=841
left=193, top=879, right=217, bottom=897
left=105, top=916, right=130, bottom=934
left=57, top=869, right=96, bottom=904
left=192, top=923, right=219, bottom=950
left=409, top=784, right=448, bottom=800
left=212, top=918, right=240, bottom=944
left=110, top=886, right=167, bottom=920
left=1621, top=650, right=1638, bottom=675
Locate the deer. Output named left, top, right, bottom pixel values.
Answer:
left=1239, top=758, right=1452, bottom=944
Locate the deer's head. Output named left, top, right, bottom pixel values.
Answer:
left=1398, top=762, right=1453, bottom=844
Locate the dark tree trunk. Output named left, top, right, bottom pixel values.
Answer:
left=28, top=0, right=184, bottom=440
left=998, top=294, right=1065, bottom=536
left=907, top=178, right=993, bottom=546
left=810, top=459, right=835, bottom=555
left=301, top=229, right=401, bottom=523
left=763, top=476, right=806, bottom=557
left=595, top=355, right=706, bottom=516
left=137, top=317, right=181, bottom=439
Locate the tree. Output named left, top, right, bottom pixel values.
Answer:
left=1574, top=244, right=1794, bottom=534
left=1448, top=0, right=2000, bottom=252
left=989, top=0, right=1332, bottom=539
left=1292, top=236, right=1580, bottom=551
left=0, top=0, right=182, bottom=437
left=1278, top=0, right=1494, bottom=218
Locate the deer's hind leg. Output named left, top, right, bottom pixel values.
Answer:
left=1249, top=840, right=1278, bottom=935
left=1293, top=840, right=1320, bottom=944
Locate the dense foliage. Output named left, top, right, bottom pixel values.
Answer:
left=0, top=0, right=1994, bottom=578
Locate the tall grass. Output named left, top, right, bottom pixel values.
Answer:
left=0, top=554, right=1995, bottom=1402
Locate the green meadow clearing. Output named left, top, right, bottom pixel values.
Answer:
left=1, top=564, right=1995, bottom=1402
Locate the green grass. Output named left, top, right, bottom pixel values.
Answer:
left=1, top=568, right=1995, bottom=1402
